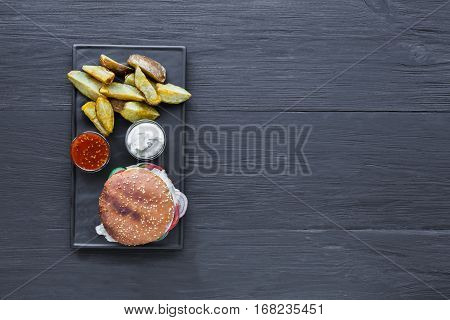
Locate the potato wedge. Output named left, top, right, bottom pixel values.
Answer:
left=95, top=97, right=114, bottom=133
left=127, top=54, right=166, bottom=83
left=134, top=66, right=161, bottom=106
left=124, top=73, right=135, bottom=86
left=67, top=71, right=105, bottom=101
left=156, top=83, right=191, bottom=104
left=109, top=98, right=126, bottom=112
left=99, top=82, right=145, bottom=101
left=99, top=54, right=132, bottom=75
left=81, top=101, right=109, bottom=136
left=119, top=101, right=160, bottom=123
left=82, top=65, right=115, bottom=84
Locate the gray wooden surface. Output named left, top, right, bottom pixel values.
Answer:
left=1, top=0, right=450, bottom=299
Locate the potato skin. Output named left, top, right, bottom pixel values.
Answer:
left=119, top=101, right=160, bottom=123
left=127, top=54, right=166, bottom=83
left=99, top=54, right=132, bottom=75
left=134, top=67, right=161, bottom=106
left=67, top=71, right=105, bottom=101
left=82, top=65, right=115, bottom=84
left=156, top=83, right=191, bottom=104
left=95, top=97, right=114, bottom=133
left=81, top=101, right=109, bottom=136
left=109, top=98, right=126, bottom=112
left=100, top=82, right=145, bottom=101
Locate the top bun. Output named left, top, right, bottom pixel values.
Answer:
left=98, top=167, right=174, bottom=245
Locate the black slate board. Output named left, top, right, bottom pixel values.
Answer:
left=71, top=44, right=186, bottom=249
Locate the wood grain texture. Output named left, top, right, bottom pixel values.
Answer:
left=187, top=111, right=450, bottom=231
left=1, top=111, right=450, bottom=299
left=0, top=0, right=450, bottom=112
left=1, top=0, right=450, bottom=299
left=1, top=229, right=449, bottom=299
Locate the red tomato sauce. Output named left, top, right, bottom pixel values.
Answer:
left=71, top=132, right=110, bottom=171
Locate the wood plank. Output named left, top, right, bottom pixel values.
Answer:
left=0, top=0, right=450, bottom=112
left=187, top=111, right=450, bottom=230
left=0, top=111, right=71, bottom=249
left=1, top=112, right=450, bottom=298
left=1, top=110, right=450, bottom=246
left=1, top=229, right=449, bottom=299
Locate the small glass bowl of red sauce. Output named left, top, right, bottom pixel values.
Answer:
left=70, top=131, right=110, bottom=172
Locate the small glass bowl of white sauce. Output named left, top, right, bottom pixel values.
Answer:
left=125, top=120, right=166, bottom=161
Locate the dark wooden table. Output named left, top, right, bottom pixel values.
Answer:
left=1, top=0, right=450, bottom=299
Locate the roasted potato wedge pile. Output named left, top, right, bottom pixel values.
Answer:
left=95, top=97, right=114, bottom=133
left=68, top=52, right=190, bottom=135
left=99, top=54, right=132, bottom=76
left=68, top=71, right=104, bottom=101
left=124, top=73, right=135, bottom=86
left=134, top=67, right=161, bottom=106
left=100, top=82, right=145, bottom=101
left=156, top=83, right=191, bottom=104
left=128, top=54, right=166, bottom=83
left=81, top=101, right=111, bottom=137
left=82, top=65, right=115, bottom=84
left=119, top=102, right=160, bottom=123
left=109, top=98, right=126, bottom=112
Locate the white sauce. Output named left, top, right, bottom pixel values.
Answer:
left=126, top=122, right=165, bottom=160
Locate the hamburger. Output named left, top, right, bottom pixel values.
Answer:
left=95, top=163, right=187, bottom=246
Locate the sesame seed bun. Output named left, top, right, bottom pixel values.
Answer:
left=98, top=167, right=175, bottom=246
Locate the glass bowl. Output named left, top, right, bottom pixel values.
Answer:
left=70, top=131, right=110, bottom=173
left=124, top=120, right=166, bottom=161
